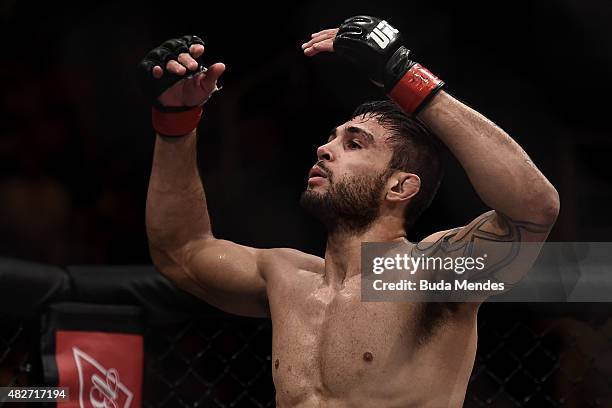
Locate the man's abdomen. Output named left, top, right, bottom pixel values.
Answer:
left=269, top=281, right=477, bottom=407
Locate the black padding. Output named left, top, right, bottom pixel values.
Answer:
left=67, top=265, right=227, bottom=323
left=0, top=257, right=71, bottom=319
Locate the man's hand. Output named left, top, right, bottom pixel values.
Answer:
left=138, top=35, right=225, bottom=109
left=302, top=28, right=338, bottom=56
left=138, top=35, right=225, bottom=136
left=302, top=16, right=444, bottom=115
left=303, top=16, right=402, bottom=88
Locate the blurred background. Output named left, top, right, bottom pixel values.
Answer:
left=1, top=0, right=610, bottom=266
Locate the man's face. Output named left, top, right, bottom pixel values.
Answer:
left=300, top=115, right=395, bottom=233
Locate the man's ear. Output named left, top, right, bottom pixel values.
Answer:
left=386, top=172, right=420, bottom=202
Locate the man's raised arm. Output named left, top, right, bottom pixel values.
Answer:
left=303, top=16, right=558, bottom=226
left=418, top=91, right=559, bottom=229
left=304, top=16, right=559, bottom=290
left=139, top=35, right=269, bottom=317
left=414, top=91, right=558, bottom=295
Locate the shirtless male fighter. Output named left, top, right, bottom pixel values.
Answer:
left=141, top=16, right=559, bottom=407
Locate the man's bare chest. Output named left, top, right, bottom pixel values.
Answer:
left=268, top=274, right=426, bottom=396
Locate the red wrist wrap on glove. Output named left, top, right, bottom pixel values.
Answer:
left=387, top=63, right=443, bottom=115
left=151, top=106, right=203, bottom=137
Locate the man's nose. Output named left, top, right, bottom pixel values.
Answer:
left=316, top=143, right=333, bottom=161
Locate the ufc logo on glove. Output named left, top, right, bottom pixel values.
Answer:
left=367, top=21, right=399, bottom=49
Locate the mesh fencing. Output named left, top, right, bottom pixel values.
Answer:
left=466, top=307, right=612, bottom=407
left=1, top=306, right=611, bottom=407
left=0, top=314, right=44, bottom=408
left=143, top=319, right=274, bottom=408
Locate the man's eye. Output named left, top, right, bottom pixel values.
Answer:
left=348, top=141, right=362, bottom=149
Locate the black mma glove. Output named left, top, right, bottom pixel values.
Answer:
left=333, top=16, right=444, bottom=114
left=137, top=35, right=207, bottom=110
left=137, top=35, right=209, bottom=137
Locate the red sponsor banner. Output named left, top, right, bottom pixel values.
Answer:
left=55, top=331, right=143, bottom=408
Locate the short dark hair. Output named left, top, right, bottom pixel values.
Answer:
left=351, top=100, right=444, bottom=229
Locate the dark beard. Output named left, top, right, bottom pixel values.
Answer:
left=300, top=170, right=390, bottom=235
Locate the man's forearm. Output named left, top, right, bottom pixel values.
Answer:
left=146, top=130, right=213, bottom=253
left=417, top=91, right=559, bottom=224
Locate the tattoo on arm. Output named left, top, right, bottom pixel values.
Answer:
left=414, top=211, right=552, bottom=291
